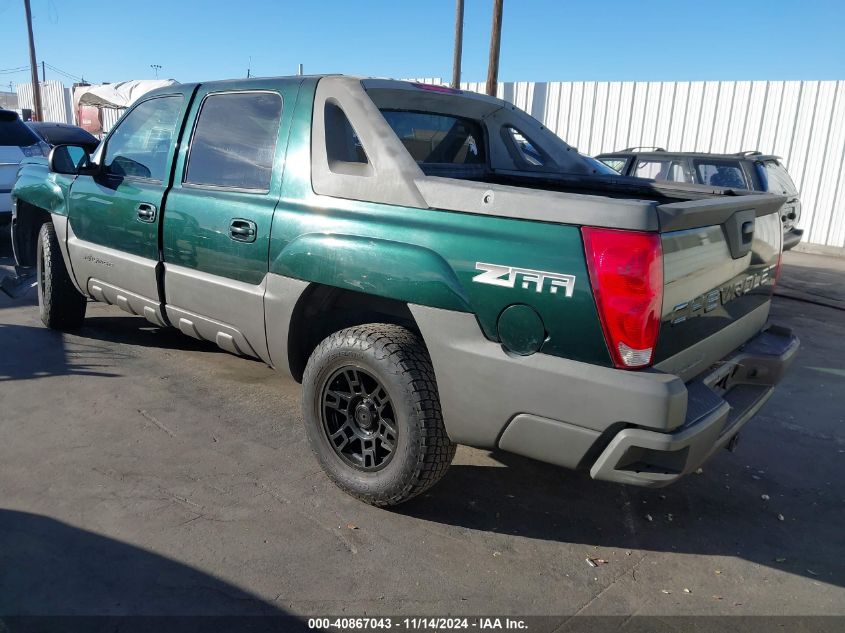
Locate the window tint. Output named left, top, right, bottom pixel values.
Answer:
left=695, top=160, right=747, bottom=189
left=764, top=160, right=798, bottom=195
left=634, top=159, right=693, bottom=183
left=0, top=112, right=39, bottom=147
left=504, top=127, right=546, bottom=166
left=104, top=96, right=183, bottom=180
left=185, top=92, right=283, bottom=190
left=379, top=110, right=484, bottom=165
left=325, top=102, right=369, bottom=165
left=598, top=158, right=627, bottom=173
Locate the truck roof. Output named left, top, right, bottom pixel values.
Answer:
left=143, top=75, right=510, bottom=112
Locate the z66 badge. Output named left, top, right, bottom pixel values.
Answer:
left=472, top=262, right=576, bottom=297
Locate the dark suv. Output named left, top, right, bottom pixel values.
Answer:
left=596, top=148, right=803, bottom=250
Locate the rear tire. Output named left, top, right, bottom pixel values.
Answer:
left=302, top=323, right=456, bottom=506
left=37, top=222, right=86, bottom=330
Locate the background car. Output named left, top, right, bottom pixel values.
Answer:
left=595, top=147, right=804, bottom=250
left=0, top=109, right=48, bottom=227
left=26, top=121, right=100, bottom=154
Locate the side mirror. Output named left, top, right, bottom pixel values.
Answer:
left=48, top=144, right=97, bottom=175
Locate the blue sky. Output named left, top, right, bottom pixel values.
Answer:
left=1, top=0, right=843, bottom=88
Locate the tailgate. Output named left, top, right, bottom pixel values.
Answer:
left=653, top=193, right=786, bottom=382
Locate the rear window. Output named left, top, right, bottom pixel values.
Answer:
left=763, top=161, right=798, bottom=196
left=694, top=160, right=748, bottom=189
left=0, top=112, right=39, bottom=147
left=379, top=110, right=484, bottom=165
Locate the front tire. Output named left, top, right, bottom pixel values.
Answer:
left=302, top=324, right=456, bottom=506
left=37, top=222, right=87, bottom=330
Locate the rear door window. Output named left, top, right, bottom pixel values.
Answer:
left=379, top=110, right=484, bottom=165
left=634, top=158, right=693, bottom=183
left=694, top=160, right=748, bottom=189
left=185, top=91, right=283, bottom=191
left=763, top=161, right=798, bottom=196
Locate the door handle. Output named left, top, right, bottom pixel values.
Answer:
left=136, top=202, right=157, bottom=223
left=229, top=219, right=257, bottom=243
left=741, top=220, right=755, bottom=244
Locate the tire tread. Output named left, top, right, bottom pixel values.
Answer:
left=302, top=323, right=456, bottom=506
left=38, top=222, right=86, bottom=330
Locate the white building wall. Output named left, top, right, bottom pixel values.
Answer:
left=458, top=80, right=845, bottom=249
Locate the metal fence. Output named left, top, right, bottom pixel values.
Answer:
left=15, top=80, right=73, bottom=126
left=461, top=80, right=845, bottom=249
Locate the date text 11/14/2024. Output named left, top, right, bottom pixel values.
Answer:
left=307, top=617, right=529, bottom=630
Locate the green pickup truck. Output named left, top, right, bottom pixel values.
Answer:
left=11, top=76, right=799, bottom=506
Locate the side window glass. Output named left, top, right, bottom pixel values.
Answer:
left=104, top=96, right=183, bottom=181
left=666, top=161, right=692, bottom=183
left=504, top=126, right=546, bottom=166
left=185, top=92, right=283, bottom=191
left=635, top=159, right=693, bottom=183
left=695, top=161, right=748, bottom=189
left=599, top=158, right=626, bottom=173
left=325, top=101, right=370, bottom=166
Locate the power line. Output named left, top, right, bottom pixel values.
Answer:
left=1, top=64, right=87, bottom=83
left=44, top=62, right=83, bottom=82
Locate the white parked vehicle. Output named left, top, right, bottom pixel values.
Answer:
left=1, top=110, right=48, bottom=227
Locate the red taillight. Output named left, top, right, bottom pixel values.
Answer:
left=582, top=227, right=663, bottom=369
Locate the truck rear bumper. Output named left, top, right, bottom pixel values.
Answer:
left=590, top=325, right=799, bottom=486
left=410, top=305, right=799, bottom=487
left=783, top=227, right=803, bottom=251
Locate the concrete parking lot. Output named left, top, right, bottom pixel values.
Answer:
left=1, top=229, right=843, bottom=619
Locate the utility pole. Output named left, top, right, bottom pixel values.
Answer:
left=485, top=0, right=504, bottom=97
left=41, top=60, right=45, bottom=82
left=150, top=64, right=162, bottom=79
left=23, top=0, right=43, bottom=121
left=451, top=0, right=464, bottom=89
left=247, top=56, right=251, bottom=78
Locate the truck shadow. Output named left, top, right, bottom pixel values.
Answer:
left=0, top=508, right=293, bottom=623
left=401, top=444, right=843, bottom=589
left=0, top=324, right=122, bottom=382
left=0, top=315, right=247, bottom=383
left=77, top=315, right=228, bottom=355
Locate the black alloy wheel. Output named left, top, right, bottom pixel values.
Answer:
left=321, top=366, right=398, bottom=471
